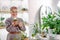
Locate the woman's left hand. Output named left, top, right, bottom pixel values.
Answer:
left=19, top=22, right=23, bottom=27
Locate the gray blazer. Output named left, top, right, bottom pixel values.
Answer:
left=5, top=17, right=26, bottom=32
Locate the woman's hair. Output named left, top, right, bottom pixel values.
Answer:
left=10, top=6, right=17, bottom=11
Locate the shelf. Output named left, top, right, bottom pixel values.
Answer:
left=0, top=27, right=5, bottom=29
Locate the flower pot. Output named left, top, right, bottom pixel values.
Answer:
left=41, top=32, right=47, bottom=38
left=49, top=34, right=60, bottom=40
left=55, top=35, right=60, bottom=40
left=48, top=28, right=54, bottom=34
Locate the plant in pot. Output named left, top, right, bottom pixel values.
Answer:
left=0, top=17, right=5, bottom=28
left=21, top=8, right=28, bottom=13
left=53, top=19, right=60, bottom=34
left=53, top=9, right=60, bottom=34
left=21, top=31, right=29, bottom=40
left=51, top=18, right=60, bottom=40
left=41, top=13, right=56, bottom=34
left=41, top=9, right=60, bottom=39
left=21, top=34, right=29, bottom=40
left=51, top=9, right=60, bottom=40
left=32, top=22, right=39, bottom=37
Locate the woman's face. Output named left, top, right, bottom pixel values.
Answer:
left=10, top=9, right=17, bottom=17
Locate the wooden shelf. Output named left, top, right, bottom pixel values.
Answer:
left=0, top=27, right=5, bottom=29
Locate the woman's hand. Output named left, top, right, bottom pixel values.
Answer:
left=12, top=21, right=19, bottom=26
left=19, top=22, right=23, bottom=27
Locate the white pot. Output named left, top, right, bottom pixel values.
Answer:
left=55, top=35, right=60, bottom=40
left=48, top=29, right=53, bottom=34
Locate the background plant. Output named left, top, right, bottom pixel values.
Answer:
left=42, top=13, right=56, bottom=30
left=0, top=17, right=5, bottom=27
left=32, top=22, right=39, bottom=37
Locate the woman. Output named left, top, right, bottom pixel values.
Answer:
left=5, top=6, right=26, bottom=40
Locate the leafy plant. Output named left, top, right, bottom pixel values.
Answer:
left=42, top=9, right=60, bottom=34
left=32, top=22, right=39, bottom=37
left=0, top=22, right=5, bottom=27
left=21, top=34, right=27, bottom=40
left=42, top=13, right=56, bottom=29
left=53, top=9, right=60, bottom=34
left=0, top=17, right=5, bottom=27
left=0, top=17, right=5, bottom=21
left=21, top=8, right=28, bottom=11
left=51, top=19, right=60, bottom=34
left=20, top=31, right=28, bottom=40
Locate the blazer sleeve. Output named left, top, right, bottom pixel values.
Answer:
left=5, top=18, right=18, bottom=32
left=19, top=18, right=26, bottom=31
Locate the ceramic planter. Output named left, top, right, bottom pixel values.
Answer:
left=55, top=35, right=60, bottom=40
left=48, top=28, right=54, bottom=34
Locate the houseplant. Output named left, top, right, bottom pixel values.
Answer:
left=53, top=19, right=60, bottom=34
left=32, top=22, right=39, bottom=37
left=41, top=13, right=57, bottom=36
left=52, top=18, right=60, bottom=40
left=21, top=34, right=29, bottom=40
left=53, top=9, right=60, bottom=34
left=41, top=9, right=60, bottom=39
left=42, top=13, right=56, bottom=29
left=20, top=31, right=29, bottom=40
left=0, top=17, right=5, bottom=28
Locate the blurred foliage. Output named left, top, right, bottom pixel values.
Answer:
left=0, top=17, right=5, bottom=27
left=42, top=13, right=56, bottom=29
left=42, top=9, right=60, bottom=34
left=32, top=22, right=39, bottom=37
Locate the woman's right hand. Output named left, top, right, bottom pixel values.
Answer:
left=12, top=21, right=19, bottom=26
left=12, top=21, right=16, bottom=26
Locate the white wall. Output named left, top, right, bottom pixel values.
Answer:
left=28, top=0, right=52, bottom=24
left=28, top=0, right=58, bottom=37
left=51, top=0, right=60, bottom=12
left=29, top=0, right=43, bottom=24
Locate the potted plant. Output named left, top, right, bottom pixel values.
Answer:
left=42, top=13, right=56, bottom=29
left=21, top=33, right=29, bottom=40
left=32, top=22, right=39, bottom=37
left=51, top=19, right=60, bottom=40
left=21, top=8, right=28, bottom=13
left=41, top=13, right=56, bottom=34
left=21, top=8, right=28, bottom=11
left=53, top=9, right=60, bottom=34
left=0, top=17, right=5, bottom=28
left=41, top=9, right=60, bottom=39
left=53, top=9, right=60, bottom=40
left=20, top=31, right=29, bottom=40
